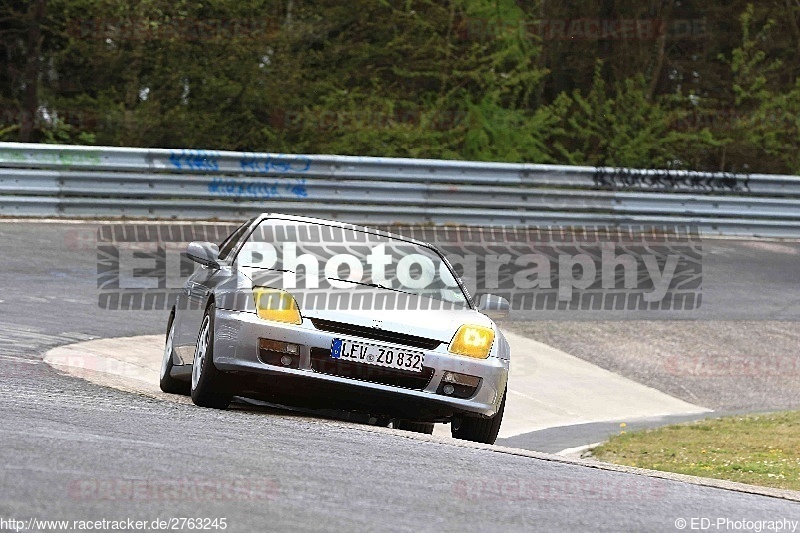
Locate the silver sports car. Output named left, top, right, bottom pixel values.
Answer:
left=160, top=213, right=510, bottom=444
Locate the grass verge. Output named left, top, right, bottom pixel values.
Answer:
left=592, top=411, right=800, bottom=491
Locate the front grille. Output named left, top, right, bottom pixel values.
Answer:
left=310, top=348, right=435, bottom=390
left=310, top=318, right=441, bottom=350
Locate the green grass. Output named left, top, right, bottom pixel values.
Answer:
left=592, top=411, right=800, bottom=491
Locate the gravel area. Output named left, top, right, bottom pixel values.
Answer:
left=502, top=320, right=800, bottom=412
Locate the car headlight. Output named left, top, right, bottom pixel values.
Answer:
left=448, top=325, right=495, bottom=359
left=253, top=288, right=302, bottom=325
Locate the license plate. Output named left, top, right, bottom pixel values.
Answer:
left=330, top=338, right=424, bottom=373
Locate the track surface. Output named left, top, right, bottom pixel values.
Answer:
left=1, top=223, right=799, bottom=532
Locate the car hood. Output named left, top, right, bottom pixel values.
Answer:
left=238, top=266, right=491, bottom=343
left=301, top=305, right=493, bottom=344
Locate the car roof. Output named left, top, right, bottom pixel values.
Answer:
left=253, top=212, right=434, bottom=249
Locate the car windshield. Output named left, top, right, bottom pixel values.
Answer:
left=236, top=219, right=470, bottom=308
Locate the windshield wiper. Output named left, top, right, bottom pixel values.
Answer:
left=326, top=277, right=414, bottom=296
left=244, top=266, right=295, bottom=273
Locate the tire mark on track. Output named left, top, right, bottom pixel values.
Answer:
left=0, top=322, right=98, bottom=357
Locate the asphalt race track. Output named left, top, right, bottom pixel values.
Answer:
left=1, top=222, right=799, bottom=532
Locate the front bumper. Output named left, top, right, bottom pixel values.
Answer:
left=212, top=309, right=509, bottom=420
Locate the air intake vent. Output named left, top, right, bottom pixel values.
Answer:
left=310, top=319, right=441, bottom=350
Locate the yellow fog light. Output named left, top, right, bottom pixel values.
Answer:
left=448, top=325, right=495, bottom=359
left=253, top=288, right=302, bottom=325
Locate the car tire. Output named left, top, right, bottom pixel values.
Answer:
left=159, top=312, right=190, bottom=395
left=190, top=304, right=232, bottom=409
left=451, top=388, right=506, bottom=445
left=395, top=420, right=435, bottom=434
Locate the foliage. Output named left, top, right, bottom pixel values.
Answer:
left=593, top=410, right=800, bottom=491
left=540, top=62, right=719, bottom=169
left=1, top=0, right=799, bottom=173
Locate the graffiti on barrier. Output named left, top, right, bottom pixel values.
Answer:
left=208, top=177, right=308, bottom=199
left=240, top=154, right=311, bottom=173
left=0, top=148, right=102, bottom=166
left=593, top=167, right=749, bottom=193
left=168, top=149, right=220, bottom=171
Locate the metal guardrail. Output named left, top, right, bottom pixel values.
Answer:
left=2, top=141, right=800, bottom=237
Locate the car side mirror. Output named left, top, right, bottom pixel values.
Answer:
left=187, top=241, right=220, bottom=268
left=477, top=294, right=510, bottom=319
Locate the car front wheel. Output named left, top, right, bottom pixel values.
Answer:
left=190, top=305, right=232, bottom=409
left=451, top=388, right=506, bottom=445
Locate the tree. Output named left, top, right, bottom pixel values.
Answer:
left=0, top=0, right=798, bottom=175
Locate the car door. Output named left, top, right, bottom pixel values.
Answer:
left=172, top=219, right=255, bottom=364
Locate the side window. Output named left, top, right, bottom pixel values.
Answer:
left=218, top=218, right=254, bottom=261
